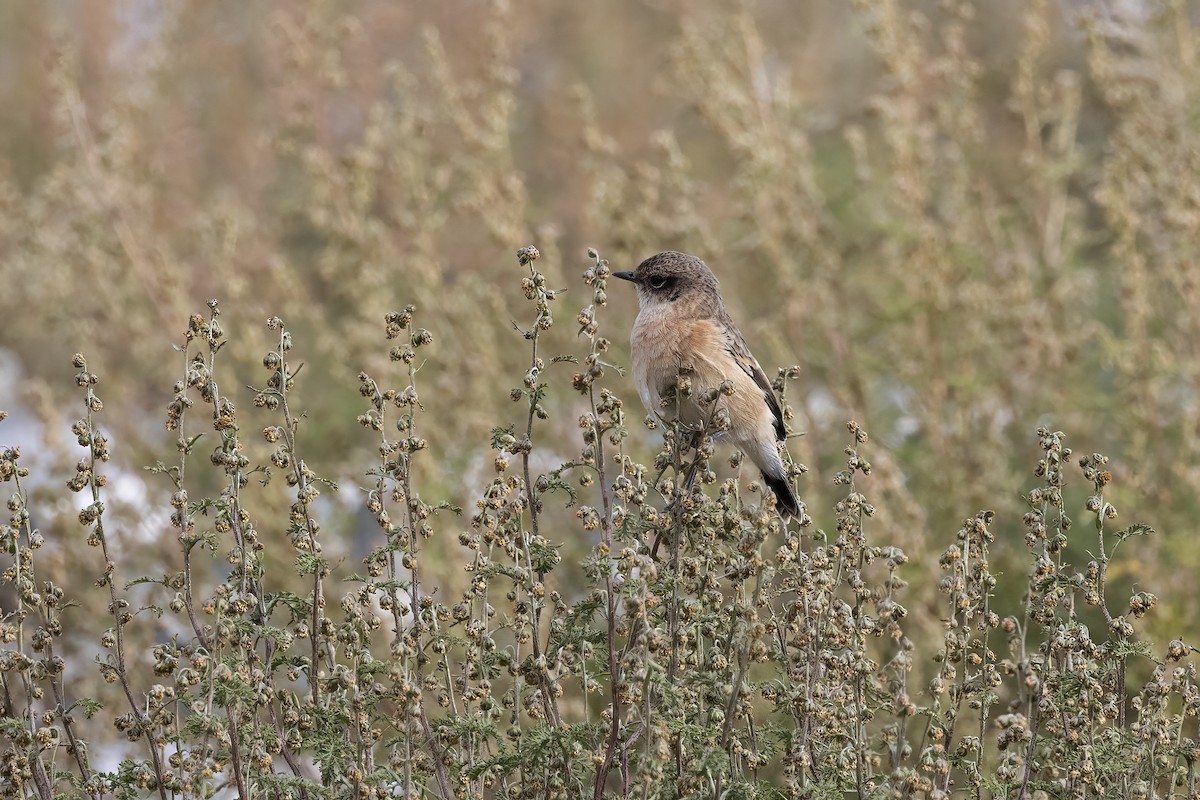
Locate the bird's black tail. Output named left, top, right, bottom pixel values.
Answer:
left=762, top=471, right=800, bottom=518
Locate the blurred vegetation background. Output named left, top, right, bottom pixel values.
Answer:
left=2, top=0, right=1200, bottom=664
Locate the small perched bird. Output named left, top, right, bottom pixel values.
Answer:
left=612, top=251, right=800, bottom=517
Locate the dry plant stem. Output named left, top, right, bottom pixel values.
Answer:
left=173, top=346, right=208, bottom=651
left=43, top=639, right=95, bottom=794
left=938, top=669, right=965, bottom=786
left=362, top=380, right=420, bottom=790
left=884, top=562, right=912, bottom=779
left=800, top=522, right=824, bottom=788
left=1018, top=513, right=1048, bottom=795
left=266, top=325, right=325, bottom=708
left=198, top=316, right=250, bottom=800
left=517, top=257, right=562, bottom=729
left=1018, top=637, right=1039, bottom=792
left=1090, top=489, right=1125, bottom=729
left=17, top=663, right=49, bottom=800
left=658, top=410, right=717, bottom=788
left=250, top=598, right=310, bottom=783
left=13, top=467, right=94, bottom=797
left=225, top=710, right=248, bottom=800
left=592, top=458, right=623, bottom=799
left=1016, top=430, right=1073, bottom=800
left=667, top=420, right=690, bottom=792
left=166, top=332, right=216, bottom=785
left=845, top=468, right=869, bottom=799
left=199, top=319, right=255, bottom=800
left=593, top=556, right=621, bottom=781
left=193, top=308, right=310, bottom=791
left=8, top=472, right=55, bottom=800
left=976, top=566, right=995, bottom=800
left=936, top=515, right=993, bottom=798
left=30, top=755, right=50, bottom=800
left=584, top=256, right=626, bottom=800
left=79, top=375, right=169, bottom=800
left=181, top=362, right=230, bottom=791
left=400, top=428, right=453, bottom=800
left=651, top=430, right=702, bottom=560
left=718, top=569, right=766, bottom=760
left=512, top=249, right=575, bottom=799
left=364, top=313, right=453, bottom=800
left=1017, top=579, right=1037, bottom=800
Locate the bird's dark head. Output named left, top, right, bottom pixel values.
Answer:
left=611, top=251, right=721, bottom=310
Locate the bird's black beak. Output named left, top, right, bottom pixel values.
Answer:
left=612, top=271, right=636, bottom=282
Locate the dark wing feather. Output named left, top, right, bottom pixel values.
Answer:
left=721, top=317, right=787, bottom=442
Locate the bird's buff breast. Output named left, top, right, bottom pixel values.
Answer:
left=629, top=308, right=752, bottom=429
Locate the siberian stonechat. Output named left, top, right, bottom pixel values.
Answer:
left=612, top=251, right=800, bottom=517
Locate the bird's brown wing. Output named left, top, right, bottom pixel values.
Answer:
left=720, top=318, right=787, bottom=442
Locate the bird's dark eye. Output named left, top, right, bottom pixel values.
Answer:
left=647, top=275, right=668, bottom=290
